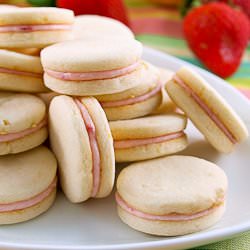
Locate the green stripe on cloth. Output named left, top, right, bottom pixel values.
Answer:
left=192, top=232, right=250, bottom=249
left=125, top=0, right=155, bottom=7
left=228, top=78, right=250, bottom=87
left=136, top=34, right=187, bottom=47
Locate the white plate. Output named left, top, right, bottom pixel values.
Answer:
left=0, top=47, right=250, bottom=250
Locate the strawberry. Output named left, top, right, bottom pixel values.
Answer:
left=183, top=2, right=250, bottom=78
left=97, top=0, right=130, bottom=26
left=212, top=0, right=250, bottom=19
left=56, top=0, right=99, bottom=15
left=56, top=0, right=130, bottom=26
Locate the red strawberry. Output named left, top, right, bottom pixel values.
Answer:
left=219, top=0, right=250, bottom=18
left=97, top=0, right=130, bottom=26
left=56, top=0, right=130, bottom=26
left=56, top=0, right=99, bottom=15
left=183, top=2, right=250, bottom=78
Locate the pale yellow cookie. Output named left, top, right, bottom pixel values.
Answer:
left=152, top=67, right=176, bottom=114
left=0, top=49, right=47, bottom=92
left=95, top=62, right=161, bottom=120
left=110, top=113, right=187, bottom=162
left=0, top=146, right=57, bottom=224
left=116, top=155, right=227, bottom=236
left=0, top=93, right=47, bottom=155
left=41, top=39, right=143, bottom=95
left=166, top=67, right=248, bottom=153
left=49, top=96, right=115, bottom=203
left=73, top=15, right=134, bottom=40
left=0, top=7, right=74, bottom=49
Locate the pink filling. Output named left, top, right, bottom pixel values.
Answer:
left=45, top=61, right=140, bottom=81
left=116, top=193, right=222, bottom=221
left=0, top=67, right=42, bottom=78
left=0, top=118, right=47, bottom=143
left=0, top=24, right=72, bottom=33
left=114, top=131, right=184, bottom=149
left=173, top=75, right=237, bottom=144
left=74, top=99, right=100, bottom=197
left=101, top=81, right=161, bottom=108
left=0, top=177, right=57, bottom=212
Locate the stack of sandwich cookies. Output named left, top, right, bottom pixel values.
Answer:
left=0, top=93, right=47, bottom=155
left=73, top=15, right=134, bottom=40
left=49, top=96, right=115, bottom=202
left=0, top=7, right=74, bottom=49
left=166, top=67, right=249, bottom=153
left=0, top=146, right=57, bottom=224
left=41, top=39, right=143, bottom=96
left=95, top=62, right=162, bottom=120
left=110, top=114, right=187, bottom=162
left=0, top=49, right=47, bottom=92
left=116, top=155, right=228, bottom=236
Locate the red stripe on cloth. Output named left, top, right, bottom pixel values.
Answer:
left=129, top=6, right=179, bottom=15
left=238, top=88, right=250, bottom=99
left=131, top=18, right=183, bottom=38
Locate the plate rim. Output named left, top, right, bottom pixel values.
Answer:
left=1, top=46, right=250, bottom=250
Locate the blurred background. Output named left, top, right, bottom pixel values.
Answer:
left=1, top=0, right=249, bottom=98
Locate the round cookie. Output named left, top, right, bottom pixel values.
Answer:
left=0, top=146, right=57, bottom=224
left=73, top=15, right=134, bottom=40
left=37, top=92, right=59, bottom=107
left=0, top=49, right=47, bottom=92
left=0, top=5, right=19, bottom=10
left=49, top=96, right=115, bottom=203
left=0, top=7, right=74, bottom=49
left=11, top=48, right=41, bottom=56
left=95, top=62, right=162, bottom=121
left=109, top=113, right=187, bottom=162
left=116, top=155, right=228, bottom=236
left=166, top=67, right=249, bottom=153
left=41, top=39, right=143, bottom=96
left=0, top=93, right=48, bottom=155
left=152, top=68, right=176, bottom=114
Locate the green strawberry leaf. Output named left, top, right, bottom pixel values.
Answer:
left=27, top=0, right=55, bottom=6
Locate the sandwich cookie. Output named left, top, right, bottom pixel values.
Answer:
left=37, top=92, right=59, bottom=107
left=0, top=93, right=48, bottom=155
left=110, top=113, right=187, bottom=162
left=152, top=68, right=176, bottom=114
left=0, top=146, right=57, bottom=224
left=95, top=62, right=162, bottom=121
left=0, top=49, right=47, bottom=92
left=0, top=5, right=18, bottom=10
left=116, top=155, right=228, bottom=236
left=166, top=67, right=249, bottom=153
left=0, top=7, right=74, bottom=49
left=11, top=48, right=41, bottom=56
left=49, top=96, right=115, bottom=202
left=73, top=15, right=134, bottom=40
left=41, top=39, right=143, bottom=96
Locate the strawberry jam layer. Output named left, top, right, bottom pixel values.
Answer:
left=74, top=99, right=100, bottom=197
left=116, top=193, right=223, bottom=221
left=0, top=24, right=72, bottom=33
left=101, top=82, right=161, bottom=108
left=45, top=61, right=140, bottom=81
left=0, top=118, right=47, bottom=143
left=0, top=177, right=57, bottom=212
left=0, top=67, right=42, bottom=78
left=114, top=131, right=184, bottom=149
left=173, top=75, right=237, bottom=144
